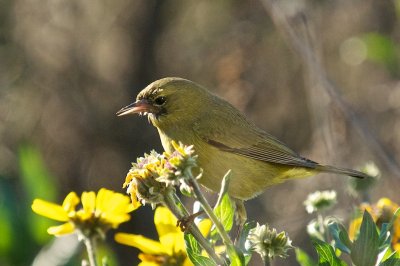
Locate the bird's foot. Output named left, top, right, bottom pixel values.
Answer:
left=177, top=210, right=205, bottom=232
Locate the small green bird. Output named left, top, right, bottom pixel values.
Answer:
left=117, top=77, right=368, bottom=222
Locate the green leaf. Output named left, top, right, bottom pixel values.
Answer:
left=311, top=238, right=347, bottom=266
left=379, top=223, right=392, bottom=253
left=379, top=208, right=400, bottom=250
left=295, top=248, right=317, bottom=266
left=237, top=221, right=256, bottom=252
left=235, top=221, right=255, bottom=265
left=184, top=234, right=216, bottom=266
left=227, top=246, right=245, bottom=266
left=350, top=210, right=379, bottom=266
left=212, top=171, right=234, bottom=236
left=328, top=222, right=352, bottom=254
left=379, top=258, right=400, bottom=266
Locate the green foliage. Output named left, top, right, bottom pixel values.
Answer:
left=351, top=211, right=379, bottom=266
left=211, top=171, right=245, bottom=265
left=213, top=193, right=235, bottom=234
left=311, top=238, right=347, bottom=266
left=237, top=221, right=255, bottom=264
left=328, top=222, right=351, bottom=254
left=0, top=178, right=14, bottom=254
left=295, top=248, right=317, bottom=266
left=184, top=234, right=217, bottom=266
left=298, top=209, right=400, bottom=266
left=227, top=246, right=245, bottom=266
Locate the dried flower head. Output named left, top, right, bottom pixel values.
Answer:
left=247, top=223, right=293, bottom=260
left=157, top=141, right=198, bottom=186
left=124, top=150, right=172, bottom=208
left=123, top=142, right=199, bottom=207
left=303, top=190, right=337, bottom=214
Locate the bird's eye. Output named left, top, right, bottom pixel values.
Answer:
left=154, top=96, right=166, bottom=106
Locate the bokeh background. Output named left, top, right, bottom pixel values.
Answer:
left=1, top=0, right=400, bottom=265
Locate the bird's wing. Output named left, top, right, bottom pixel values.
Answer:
left=193, top=113, right=318, bottom=169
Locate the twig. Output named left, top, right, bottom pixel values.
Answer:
left=259, top=0, right=400, bottom=177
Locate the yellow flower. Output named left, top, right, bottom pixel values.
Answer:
left=115, top=206, right=212, bottom=266
left=32, top=188, right=137, bottom=237
left=349, top=198, right=400, bottom=251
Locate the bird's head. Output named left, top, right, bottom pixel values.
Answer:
left=117, top=77, right=212, bottom=129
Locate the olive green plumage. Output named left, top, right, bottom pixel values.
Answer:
left=118, top=77, right=368, bottom=201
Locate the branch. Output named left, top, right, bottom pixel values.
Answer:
left=259, top=0, right=400, bottom=176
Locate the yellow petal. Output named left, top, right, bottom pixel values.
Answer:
left=115, top=233, right=166, bottom=254
left=101, top=213, right=131, bottom=228
left=47, top=222, right=75, bottom=236
left=377, top=198, right=395, bottom=209
left=138, top=254, right=161, bottom=266
left=138, top=262, right=159, bottom=266
left=81, top=191, right=96, bottom=214
left=197, top=219, right=212, bottom=237
left=75, top=209, right=92, bottom=221
left=348, top=217, right=362, bottom=240
left=159, top=233, right=184, bottom=254
left=95, top=189, right=135, bottom=227
left=32, top=199, right=69, bottom=221
left=183, top=258, right=194, bottom=266
left=100, top=191, right=135, bottom=215
left=154, top=207, right=180, bottom=238
left=62, top=192, right=80, bottom=213
left=95, top=188, right=111, bottom=213
left=130, top=191, right=141, bottom=210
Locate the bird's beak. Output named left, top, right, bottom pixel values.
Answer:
left=116, top=99, right=157, bottom=116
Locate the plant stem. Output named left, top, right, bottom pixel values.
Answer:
left=83, top=236, right=98, bottom=266
left=317, top=213, right=328, bottom=241
left=163, top=191, right=225, bottom=265
left=186, top=175, right=239, bottom=260
left=264, top=257, right=271, bottom=266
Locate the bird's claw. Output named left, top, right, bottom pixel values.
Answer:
left=176, top=210, right=205, bottom=232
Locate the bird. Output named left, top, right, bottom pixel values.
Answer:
left=117, top=77, right=369, bottom=224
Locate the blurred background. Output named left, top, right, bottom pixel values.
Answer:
left=1, top=0, right=400, bottom=265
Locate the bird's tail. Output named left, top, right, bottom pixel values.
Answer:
left=315, top=164, right=370, bottom=179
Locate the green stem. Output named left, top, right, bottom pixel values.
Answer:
left=317, top=213, right=328, bottom=241
left=264, top=257, right=271, bottom=266
left=163, top=191, right=225, bottom=265
left=186, top=176, right=238, bottom=260
left=83, top=235, right=98, bottom=266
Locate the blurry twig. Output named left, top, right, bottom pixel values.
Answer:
left=259, top=0, right=400, bottom=177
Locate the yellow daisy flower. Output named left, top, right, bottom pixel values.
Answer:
left=115, top=206, right=212, bottom=266
left=32, top=188, right=137, bottom=237
left=349, top=198, right=400, bottom=251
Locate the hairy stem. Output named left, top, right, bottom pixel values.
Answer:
left=83, top=236, right=98, bottom=266
left=186, top=175, right=239, bottom=261
left=163, top=191, right=225, bottom=265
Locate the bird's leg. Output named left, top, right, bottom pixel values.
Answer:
left=176, top=210, right=205, bottom=232
left=233, top=199, right=247, bottom=243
